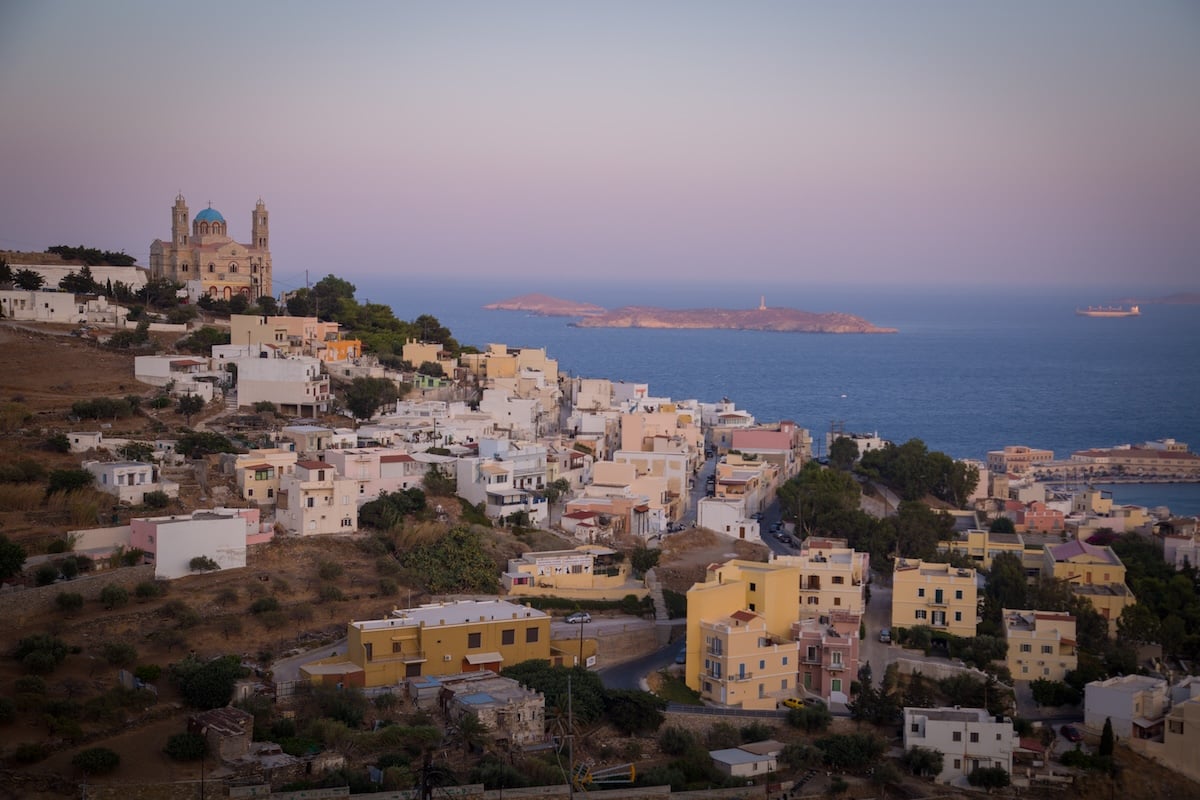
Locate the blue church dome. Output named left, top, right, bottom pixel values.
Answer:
left=195, top=207, right=225, bottom=224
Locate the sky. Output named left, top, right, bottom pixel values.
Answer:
left=1, top=1, right=1198, bottom=294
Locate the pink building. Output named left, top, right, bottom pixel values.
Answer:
left=1020, top=501, right=1065, bottom=534
left=792, top=610, right=861, bottom=705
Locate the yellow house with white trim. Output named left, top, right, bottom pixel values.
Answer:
left=891, top=559, right=979, bottom=639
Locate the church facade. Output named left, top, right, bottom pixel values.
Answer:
left=149, top=194, right=272, bottom=300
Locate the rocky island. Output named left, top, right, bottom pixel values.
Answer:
left=571, top=305, right=897, bottom=334
left=483, top=293, right=607, bottom=316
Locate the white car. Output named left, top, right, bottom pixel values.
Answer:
left=566, top=612, right=592, bottom=624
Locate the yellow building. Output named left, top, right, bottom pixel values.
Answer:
left=460, top=343, right=559, bottom=384
left=302, top=599, right=555, bottom=688
left=1041, top=540, right=1135, bottom=635
left=150, top=194, right=272, bottom=300
left=1002, top=609, right=1077, bottom=681
left=938, top=529, right=1026, bottom=571
left=234, top=448, right=297, bottom=506
left=696, top=610, right=799, bottom=710
left=230, top=314, right=362, bottom=363
left=891, top=560, right=979, bottom=638
left=684, top=545, right=869, bottom=697
left=501, top=545, right=642, bottom=600
left=778, top=539, right=869, bottom=615
left=401, top=339, right=458, bottom=374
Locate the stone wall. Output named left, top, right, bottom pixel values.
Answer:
left=5, top=563, right=155, bottom=623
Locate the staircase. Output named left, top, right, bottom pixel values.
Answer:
left=644, top=567, right=670, bottom=622
left=224, top=388, right=238, bottom=411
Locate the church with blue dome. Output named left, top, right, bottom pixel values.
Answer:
left=149, top=194, right=272, bottom=301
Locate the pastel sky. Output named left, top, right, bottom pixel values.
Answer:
left=1, top=1, right=1198, bottom=293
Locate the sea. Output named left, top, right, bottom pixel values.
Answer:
left=352, top=278, right=1200, bottom=517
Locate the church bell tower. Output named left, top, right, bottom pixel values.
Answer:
left=252, top=198, right=269, bottom=250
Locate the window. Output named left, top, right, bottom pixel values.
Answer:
left=954, top=611, right=962, bottom=621
left=392, top=642, right=403, bottom=653
left=526, top=627, right=539, bottom=643
left=911, top=722, right=919, bottom=733
left=782, top=656, right=788, bottom=666
left=248, top=489, right=254, bottom=497
left=833, top=576, right=844, bottom=584
left=1042, top=645, right=1053, bottom=654
left=749, top=582, right=756, bottom=592
left=954, top=759, right=961, bottom=770
left=748, top=603, right=756, bottom=612
left=759, top=660, right=766, bottom=670
left=806, top=646, right=817, bottom=661
left=208, top=263, right=215, bottom=273
left=831, top=678, right=841, bottom=692
left=364, top=643, right=373, bottom=661
left=502, top=629, right=515, bottom=645
left=918, top=588, right=925, bottom=598
left=1020, top=644, right=1032, bottom=652
left=405, top=663, right=421, bottom=678
left=955, top=589, right=963, bottom=599
left=781, top=679, right=788, bottom=690
left=953, top=731, right=962, bottom=742
left=1169, top=720, right=1184, bottom=735
left=970, top=732, right=979, bottom=743
left=834, top=597, right=841, bottom=606
left=341, top=518, right=352, bottom=527
left=915, top=610, right=927, bottom=620
left=267, top=488, right=274, bottom=498
left=467, top=632, right=482, bottom=649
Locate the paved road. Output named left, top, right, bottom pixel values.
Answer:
left=598, top=631, right=685, bottom=691
left=271, top=638, right=347, bottom=682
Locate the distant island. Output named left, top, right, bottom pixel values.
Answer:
left=483, top=293, right=607, bottom=317
left=572, top=305, right=897, bottom=334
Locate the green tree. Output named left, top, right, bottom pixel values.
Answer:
left=501, top=662, right=607, bottom=726
left=56, top=592, right=84, bottom=614
left=630, top=547, right=661, bottom=574
left=190, top=555, right=220, bottom=572
left=1100, top=716, right=1114, bottom=756
left=829, top=436, right=859, bottom=470
left=813, top=732, right=886, bottom=770
left=142, top=490, right=170, bottom=509
left=0, top=257, right=12, bottom=283
left=176, top=394, right=205, bottom=425
left=164, top=732, right=207, bottom=761
left=169, top=654, right=246, bottom=709
left=901, top=745, right=944, bottom=777
left=13, top=268, right=45, bottom=290
left=967, top=766, right=1011, bottom=789
left=0, top=534, right=27, bottom=580
left=46, top=468, right=95, bottom=496
left=72, top=747, right=120, bottom=775
left=59, top=265, right=100, bottom=294
left=422, top=466, right=457, bottom=497
left=989, top=516, right=1016, bottom=534
left=99, top=584, right=129, bottom=610
left=542, top=477, right=571, bottom=506
left=398, top=526, right=499, bottom=593
left=604, top=689, right=667, bottom=735
left=787, top=703, right=833, bottom=733
left=344, top=376, right=402, bottom=420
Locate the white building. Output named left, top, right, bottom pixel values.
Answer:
left=1084, top=675, right=1169, bottom=740
left=235, top=353, right=329, bottom=416
left=0, top=289, right=84, bottom=322
left=323, top=448, right=427, bottom=506
left=276, top=460, right=358, bottom=536
left=130, top=508, right=258, bottom=579
left=84, top=460, right=179, bottom=505
left=903, top=706, right=1016, bottom=784
left=456, top=441, right=549, bottom=527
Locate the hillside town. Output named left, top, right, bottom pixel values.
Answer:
left=3, top=246, right=1200, bottom=800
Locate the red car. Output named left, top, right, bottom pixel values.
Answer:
left=1060, top=724, right=1083, bottom=743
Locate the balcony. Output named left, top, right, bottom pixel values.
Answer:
left=826, top=661, right=846, bottom=671
left=706, top=646, right=725, bottom=657
left=372, top=649, right=426, bottom=664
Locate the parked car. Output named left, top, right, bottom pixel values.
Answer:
left=878, top=627, right=892, bottom=644
left=1060, top=724, right=1083, bottom=743
left=674, top=648, right=687, bottom=665
left=565, top=612, right=592, bottom=624
left=778, top=535, right=793, bottom=545
left=779, top=697, right=806, bottom=710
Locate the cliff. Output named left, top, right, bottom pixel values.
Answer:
left=483, top=293, right=607, bottom=317
left=571, top=306, right=897, bottom=334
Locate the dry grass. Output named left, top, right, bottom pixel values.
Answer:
left=0, top=483, right=44, bottom=511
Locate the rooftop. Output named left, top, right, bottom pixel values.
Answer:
left=351, top=599, right=547, bottom=632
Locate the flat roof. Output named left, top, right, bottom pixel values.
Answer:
left=351, top=599, right=548, bottom=631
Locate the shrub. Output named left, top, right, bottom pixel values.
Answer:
left=45, top=433, right=71, bottom=453
left=658, top=725, right=696, bottom=756
left=317, top=560, right=344, bottom=580
left=134, top=664, right=162, bottom=683
left=14, top=675, right=47, bottom=695
left=149, top=395, right=171, bottom=409
left=14, top=634, right=68, bottom=674
left=34, top=563, right=59, bottom=586
left=902, top=745, right=945, bottom=777
left=102, top=641, right=138, bottom=667
left=249, top=596, right=280, bottom=614
left=378, top=577, right=398, bottom=596
left=46, top=468, right=94, bottom=495
left=56, top=592, right=84, bottom=613
left=253, top=401, right=277, bottom=414
left=968, top=766, right=1011, bottom=789
left=189, top=555, right=220, bottom=572
left=72, top=747, right=120, bottom=774
left=99, top=584, right=129, bottom=609
left=318, top=584, right=346, bottom=602
left=142, top=490, right=170, bottom=509
left=788, top=703, right=833, bottom=733
left=1031, top=678, right=1081, bottom=707
left=13, top=742, right=48, bottom=764
left=164, top=732, right=208, bottom=761
left=135, top=581, right=167, bottom=600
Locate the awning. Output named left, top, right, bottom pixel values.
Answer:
left=464, top=652, right=503, bottom=665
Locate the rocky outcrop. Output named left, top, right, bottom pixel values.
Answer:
left=483, top=293, right=607, bottom=316
left=571, top=306, right=897, bottom=334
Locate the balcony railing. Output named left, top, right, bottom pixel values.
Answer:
left=826, top=661, right=846, bottom=671
left=706, top=646, right=724, bottom=657
left=372, top=650, right=426, bottom=664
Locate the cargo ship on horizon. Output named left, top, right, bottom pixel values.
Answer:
left=1076, top=304, right=1140, bottom=318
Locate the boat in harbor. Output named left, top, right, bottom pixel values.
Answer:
left=1076, top=305, right=1140, bottom=318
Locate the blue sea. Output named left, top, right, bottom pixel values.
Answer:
left=354, top=278, right=1200, bottom=516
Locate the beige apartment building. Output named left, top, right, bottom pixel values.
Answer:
left=234, top=448, right=297, bottom=506
left=1002, top=609, right=1077, bottom=681
left=891, top=560, right=979, bottom=639
left=696, top=610, right=800, bottom=710
left=778, top=539, right=870, bottom=616
left=276, top=460, right=358, bottom=536
left=986, top=445, right=1054, bottom=476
